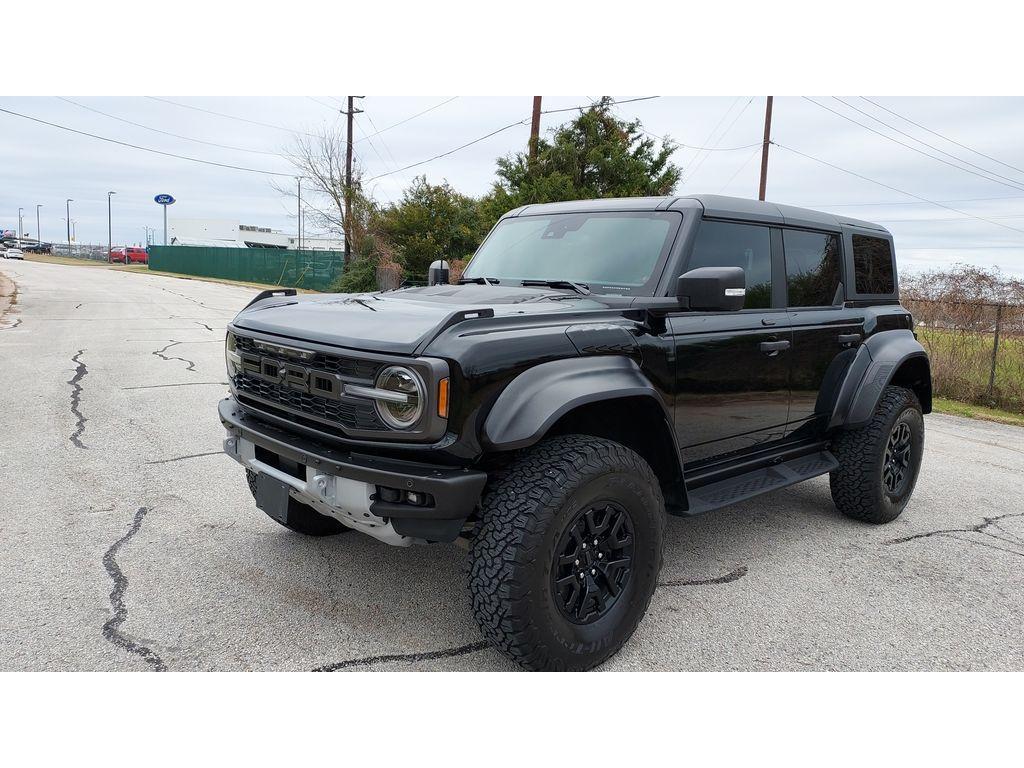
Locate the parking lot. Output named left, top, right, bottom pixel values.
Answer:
left=1, top=259, right=1022, bottom=671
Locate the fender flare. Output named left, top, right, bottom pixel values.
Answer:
left=830, top=329, right=930, bottom=429
left=482, top=356, right=672, bottom=451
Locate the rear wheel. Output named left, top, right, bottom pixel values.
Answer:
left=469, top=435, right=665, bottom=671
left=830, top=385, right=924, bottom=524
left=244, top=469, right=351, bottom=537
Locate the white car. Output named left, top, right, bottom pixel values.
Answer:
left=2, top=248, right=24, bottom=260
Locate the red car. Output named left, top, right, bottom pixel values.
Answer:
left=109, top=247, right=127, bottom=263
left=125, top=247, right=148, bottom=265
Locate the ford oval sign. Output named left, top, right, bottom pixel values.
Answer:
left=154, top=194, right=176, bottom=205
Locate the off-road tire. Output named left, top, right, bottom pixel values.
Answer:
left=469, top=435, right=665, bottom=671
left=830, top=385, right=924, bottom=524
left=245, top=469, right=351, bottom=537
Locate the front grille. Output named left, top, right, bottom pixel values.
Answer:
left=232, top=334, right=386, bottom=432
left=234, top=334, right=381, bottom=380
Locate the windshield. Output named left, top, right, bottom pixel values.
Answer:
left=463, top=211, right=681, bottom=295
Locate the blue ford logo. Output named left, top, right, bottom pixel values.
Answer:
left=154, top=194, right=176, bottom=205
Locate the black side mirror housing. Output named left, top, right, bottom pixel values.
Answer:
left=676, top=266, right=746, bottom=311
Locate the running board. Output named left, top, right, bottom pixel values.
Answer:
left=683, top=450, right=838, bottom=516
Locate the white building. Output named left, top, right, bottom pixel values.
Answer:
left=167, top=218, right=345, bottom=251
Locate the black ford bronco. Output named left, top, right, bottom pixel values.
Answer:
left=219, top=194, right=931, bottom=671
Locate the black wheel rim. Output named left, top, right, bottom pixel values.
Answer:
left=552, top=502, right=634, bottom=625
left=883, top=420, right=913, bottom=494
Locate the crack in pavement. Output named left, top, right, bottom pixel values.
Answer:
left=68, top=350, right=89, bottom=448
left=101, top=507, right=167, bottom=671
left=312, top=564, right=750, bottom=671
left=195, top=321, right=215, bottom=332
left=659, top=565, right=749, bottom=587
left=3, top=317, right=21, bottom=329
left=157, top=286, right=236, bottom=313
left=122, top=380, right=228, bottom=390
left=313, top=641, right=491, bottom=672
left=152, top=340, right=196, bottom=372
left=145, top=451, right=223, bottom=465
left=885, top=512, right=1024, bottom=557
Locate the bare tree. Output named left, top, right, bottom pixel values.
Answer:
left=274, top=128, right=353, bottom=263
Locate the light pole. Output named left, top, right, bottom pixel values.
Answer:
left=18, top=208, right=23, bottom=241
left=36, top=205, right=41, bottom=246
left=107, top=191, right=116, bottom=262
left=65, top=199, right=73, bottom=257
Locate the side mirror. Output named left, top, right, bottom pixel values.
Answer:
left=676, top=266, right=746, bottom=311
left=428, top=259, right=450, bottom=286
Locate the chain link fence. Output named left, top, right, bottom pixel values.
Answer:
left=905, top=297, right=1024, bottom=414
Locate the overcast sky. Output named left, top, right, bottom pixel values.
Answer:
left=3, top=95, right=1024, bottom=276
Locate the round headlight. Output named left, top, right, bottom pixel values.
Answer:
left=375, top=366, right=424, bottom=429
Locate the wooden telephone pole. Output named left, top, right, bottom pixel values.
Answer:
left=529, top=96, right=542, bottom=160
left=758, top=96, right=774, bottom=201
left=342, top=96, right=364, bottom=264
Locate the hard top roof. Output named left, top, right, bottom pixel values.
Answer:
left=506, top=194, right=889, bottom=233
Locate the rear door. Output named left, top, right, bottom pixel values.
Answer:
left=782, top=228, right=865, bottom=437
left=669, top=219, right=792, bottom=464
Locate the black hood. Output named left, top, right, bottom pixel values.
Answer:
left=232, top=284, right=616, bottom=355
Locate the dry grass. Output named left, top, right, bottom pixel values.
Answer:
left=906, top=298, right=1024, bottom=415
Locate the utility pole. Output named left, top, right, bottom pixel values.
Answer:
left=66, top=199, right=73, bottom=257
left=297, top=177, right=302, bottom=252
left=36, top=204, right=41, bottom=245
left=758, top=96, right=774, bottom=201
left=107, top=191, right=116, bottom=261
left=342, top=96, right=364, bottom=265
left=18, top=207, right=23, bottom=240
left=529, top=96, right=542, bottom=161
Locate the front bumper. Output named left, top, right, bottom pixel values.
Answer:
left=219, top=397, right=487, bottom=544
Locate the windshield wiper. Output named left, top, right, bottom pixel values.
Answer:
left=520, top=279, right=591, bottom=296
left=456, top=276, right=501, bottom=286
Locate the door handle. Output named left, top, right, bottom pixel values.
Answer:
left=760, top=340, right=791, bottom=354
left=838, top=333, right=862, bottom=345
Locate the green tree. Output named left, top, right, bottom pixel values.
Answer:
left=376, top=176, right=489, bottom=282
left=481, top=96, right=682, bottom=225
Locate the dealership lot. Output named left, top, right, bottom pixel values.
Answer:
left=1, top=259, right=1022, bottom=671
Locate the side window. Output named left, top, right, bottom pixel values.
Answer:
left=783, top=230, right=842, bottom=307
left=687, top=220, right=772, bottom=309
left=852, top=235, right=895, bottom=295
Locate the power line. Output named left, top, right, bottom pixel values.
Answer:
left=145, top=96, right=318, bottom=138
left=0, top=105, right=293, bottom=176
left=813, top=194, right=1024, bottom=208
left=539, top=95, right=660, bottom=115
left=861, top=97, right=1024, bottom=177
left=355, top=97, right=459, bottom=143
left=57, top=97, right=284, bottom=157
left=363, top=118, right=528, bottom=182
left=802, top=97, right=1024, bottom=194
left=833, top=96, right=1024, bottom=188
left=683, top=97, right=756, bottom=185
left=773, top=141, right=1024, bottom=237
left=362, top=96, right=702, bottom=184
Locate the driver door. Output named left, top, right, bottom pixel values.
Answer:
left=669, top=220, right=792, bottom=465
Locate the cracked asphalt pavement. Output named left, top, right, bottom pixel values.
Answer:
left=2, top=260, right=1023, bottom=671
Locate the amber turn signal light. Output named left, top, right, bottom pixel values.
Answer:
left=437, top=378, right=450, bottom=418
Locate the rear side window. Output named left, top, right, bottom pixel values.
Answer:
left=687, top=220, right=772, bottom=309
left=852, top=235, right=895, bottom=294
left=783, top=229, right=841, bottom=307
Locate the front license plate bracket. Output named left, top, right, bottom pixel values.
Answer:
left=255, top=473, right=291, bottom=524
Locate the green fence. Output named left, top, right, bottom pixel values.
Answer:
left=147, top=246, right=344, bottom=291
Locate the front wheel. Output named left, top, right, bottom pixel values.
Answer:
left=469, top=435, right=665, bottom=671
left=830, top=385, right=925, bottom=524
